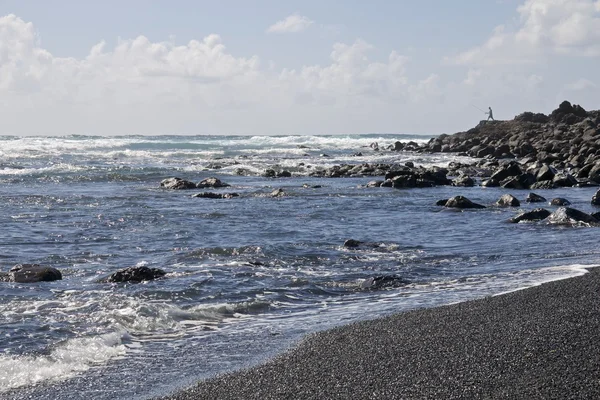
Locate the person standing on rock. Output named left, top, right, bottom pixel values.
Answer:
left=486, top=107, right=494, bottom=121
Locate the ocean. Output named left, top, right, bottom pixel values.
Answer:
left=0, top=134, right=597, bottom=399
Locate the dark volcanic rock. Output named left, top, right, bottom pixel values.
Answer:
left=160, top=177, right=197, bottom=190
left=526, top=192, right=547, bottom=203
left=496, top=194, right=520, bottom=207
left=444, top=196, right=486, bottom=209
left=105, top=266, right=166, bottom=283
left=359, top=275, right=411, bottom=290
left=192, top=192, right=239, bottom=199
left=491, top=162, right=522, bottom=182
left=343, top=239, right=362, bottom=248
left=592, top=189, right=600, bottom=206
left=550, top=198, right=571, bottom=206
left=0, top=264, right=62, bottom=283
left=452, top=175, right=475, bottom=187
left=366, top=180, right=384, bottom=188
left=197, top=177, right=230, bottom=188
left=510, top=208, right=551, bottom=223
left=546, top=207, right=599, bottom=226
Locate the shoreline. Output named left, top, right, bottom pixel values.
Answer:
left=159, top=267, right=600, bottom=400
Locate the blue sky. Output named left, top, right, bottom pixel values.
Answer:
left=0, top=0, right=598, bottom=135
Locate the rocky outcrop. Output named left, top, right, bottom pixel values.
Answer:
left=417, top=101, right=600, bottom=188
left=510, top=208, right=551, bottom=223
left=496, top=194, right=520, bottom=207
left=105, top=266, right=166, bottom=283
left=0, top=264, right=62, bottom=283
left=442, top=196, right=486, bottom=209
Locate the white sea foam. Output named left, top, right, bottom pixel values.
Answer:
left=0, top=332, right=127, bottom=392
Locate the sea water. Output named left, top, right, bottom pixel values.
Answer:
left=0, top=134, right=596, bottom=399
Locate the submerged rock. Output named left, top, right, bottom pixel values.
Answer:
left=105, top=266, right=166, bottom=283
left=359, top=275, right=410, bottom=290
left=270, top=189, right=285, bottom=197
left=443, top=196, right=486, bottom=209
left=192, top=192, right=239, bottom=199
left=546, top=207, right=599, bottom=226
left=343, top=239, right=362, bottom=248
left=0, top=264, right=62, bottom=283
left=160, top=177, right=197, bottom=190
left=510, top=208, right=551, bottom=223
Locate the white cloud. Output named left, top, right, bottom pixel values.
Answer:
left=565, top=78, right=597, bottom=90
left=449, top=0, right=600, bottom=66
left=267, top=14, right=314, bottom=34
left=1, top=14, right=436, bottom=134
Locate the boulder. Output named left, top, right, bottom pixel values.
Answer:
left=105, top=266, right=166, bottom=283
left=491, top=161, right=522, bottom=181
left=526, top=192, right=547, bottom=203
left=546, top=207, right=599, bottom=226
left=510, top=208, right=551, bottom=223
left=444, top=196, right=486, bottom=209
left=160, top=177, right=197, bottom=190
left=496, top=194, right=520, bottom=207
left=550, top=198, right=571, bottom=206
left=536, top=165, right=557, bottom=181
left=192, top=192, right=239, bottom=199
left=0, top=264, right=62, bottom=283
left=197, top=177, right=230, bottom=188
left=452, top=175, right=475, bottom=187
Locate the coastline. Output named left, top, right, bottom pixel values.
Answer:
left=160, top=267, right=600, bottom=400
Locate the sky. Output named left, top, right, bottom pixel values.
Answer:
left=0, top=0, right=599, bottom=136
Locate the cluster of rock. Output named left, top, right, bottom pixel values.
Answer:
left=437, top=192, right=600, bottom=226
left=415, top=101, right=600, bottom=187
left=0, top=264, right=168, bottom=284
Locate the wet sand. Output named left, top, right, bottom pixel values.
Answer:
left=159, top=267, right=600, bottom=399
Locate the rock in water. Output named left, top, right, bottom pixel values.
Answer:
left=526, top=192, right=546, bottom=203
left=550, top=198, right=571, bottom=206
left=510, top=208, right=551, bottom=223
left=360, top=275, right=410, bottom=290
left=160, top=177, right=197, bottom=190
left=192, top=192, right=239, bottom=199
left=196, top=177, right=230, bottom=188
left=592, top=189, right=600, bottom=206
left=496, top=194, right=520, bottom=207
left=444, top=196, right=486, bottom=209
left=105, top=266, right=166, bottom=283
left=343, top=239, right=362, bottom=248
left=546, top=207, right=599, bottom=226
left=0, top=264, right=62, bottom=283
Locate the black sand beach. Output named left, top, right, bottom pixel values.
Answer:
left=160, top=267, right=600, bottom=400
